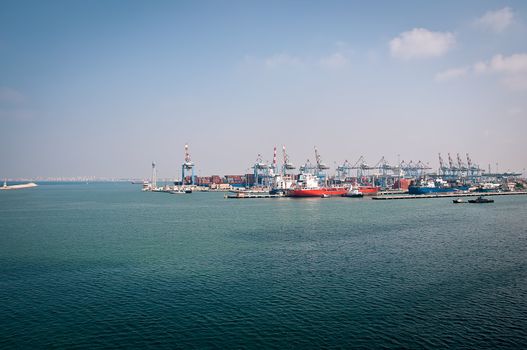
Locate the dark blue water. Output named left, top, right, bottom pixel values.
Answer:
left=1, top=183, right=526, bottom=348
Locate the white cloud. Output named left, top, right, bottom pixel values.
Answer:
left=474, top=54, right=527, bottom=90
left=485, top=53, right=527, bottom=73
left=435, top=67, right=468, bottom=82
left=389, top=28, right=455, bottom=60
left=319, top=53, right=349, bottom=69
left=264, top=54, right=303, bottom=68
left=473, top=61, right=488, bottom=74
left=476, top=7, right=514, bottom=32
left=437, top=53, right=527, bottom=90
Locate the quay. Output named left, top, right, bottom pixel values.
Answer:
left=225, top=193, right=283, bottom=199
left=1, top=182, right=38, bottom=190
left=372, top=191, right=527, bottom=200
left=379, top=190, right=409, bottom=195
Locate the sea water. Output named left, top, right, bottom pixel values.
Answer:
left=1, top=183, right=526, bottom=348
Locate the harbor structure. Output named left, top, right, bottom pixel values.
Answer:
left=141, top=145, right=524, bottom=197
left=252, top=153, right=269, bottom=186
left=314, top=146, right=330, bottom=185
left=0, top=179, right=38, bottom=190
left=282, top=145, right=295, bottom=175
left=151, top=161, right=157, bottom=189
left=181, top=143, right=195, bottom=185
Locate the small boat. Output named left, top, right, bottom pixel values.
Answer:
left=452, top=198, right=465, bottom=203
left=320, top=194, right=330, bottom=198
left=184, top=188, right=193, bottom=194
left=343, top=188, right=364, bottom=198
left=169, top=190, right=185, bottom=194
left=468, top=196, right=494, bottom=204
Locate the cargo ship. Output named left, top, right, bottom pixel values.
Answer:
left=408, top=179, right=469, bottom=195
left=288, top=187, right=348, bottom=197
left=358, top=185, right=380, bottom=195
left=343, top=185, right=380, bottom=196
left=287, top=173, right=347, bottom=197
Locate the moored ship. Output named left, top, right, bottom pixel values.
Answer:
left=288, top=187, right=349, bottom=197
left=287, top=173, right=347, bottom=197
left=358, top=185, right=380, bottom=195
left=408, top=178, right=469, bottom=195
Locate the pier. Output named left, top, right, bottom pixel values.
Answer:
left=1, top=182, right=38, bottom=190
left=372, top=191, right=527, bottom=200
left=225, top=193, right=283, bottom=199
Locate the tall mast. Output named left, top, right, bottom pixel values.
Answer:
left=272, top=146, right=277, bottom=174
left=151, top=161, right=157, bottom=189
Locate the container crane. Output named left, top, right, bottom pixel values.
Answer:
left=457, top=153, right=468, bottom=177
left=448, top=153, right=458, bottom=176
left=466, top=153, right=482, bottom=178
left=337, top=160, right=353, bottom=180
left=300, top=159, right=316, bottom=174
left=438, top=153, right=450, bottom=176
left=252, top=154, right=268, bottom=186
left=314, top=146, right=330, bottom=170
left=282, top=145, right=295, bottom=174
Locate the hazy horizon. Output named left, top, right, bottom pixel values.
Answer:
left=1, top=1, right=526, bottom=179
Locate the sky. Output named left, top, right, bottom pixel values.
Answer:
left=1, top=0, right=526, bottom=179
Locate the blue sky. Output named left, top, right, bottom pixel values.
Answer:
left=1, top=1, right=526, bottom=178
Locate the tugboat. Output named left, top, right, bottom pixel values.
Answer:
left=343, top=187, right=364, bottom=198
left=468, top=196, right=494, bottom=204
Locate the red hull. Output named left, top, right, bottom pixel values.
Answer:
left=288, top=187, right=348, bottom=197
left=358, top=186, right=380, bottom=195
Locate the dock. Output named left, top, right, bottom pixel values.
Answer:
left=372, top=191, right=527, bottom=200
left=379, top=190, right=409, bottom=195
left=225, top=193, right=283, bottom=199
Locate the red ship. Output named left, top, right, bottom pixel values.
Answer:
left=288, top=187, right=348, bottom=197
left=358, top=186, right=380, bottom=195
left=287, top=173, right=348, bottom=197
